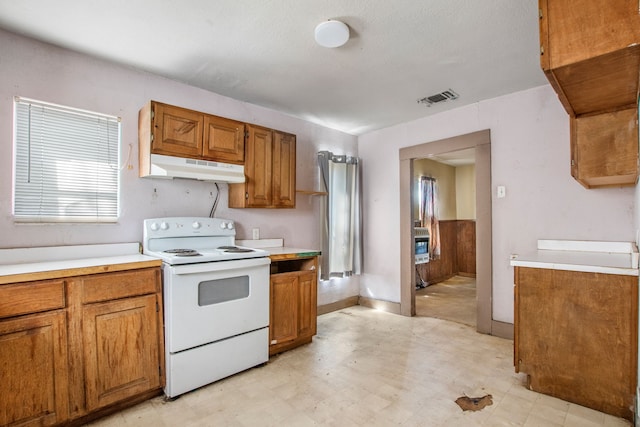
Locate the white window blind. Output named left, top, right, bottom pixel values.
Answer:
left=13, top=97, right=121, bottom=222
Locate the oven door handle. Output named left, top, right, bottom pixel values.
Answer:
left=169, top=257, right=271, bottom=275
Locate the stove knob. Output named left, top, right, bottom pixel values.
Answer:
left=160, top=221, right=169, bottom=231
left=227, top=222, right=234, bottom=230
left=150, top=222, right=159, bottom=231
left=219, top=221, right=227, bottom=229
left=192, top=221, right=201, bottom=229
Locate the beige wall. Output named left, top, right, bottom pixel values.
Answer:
left=456, top=164, right=476, bottom=219
left=413, top=160, right=476, bottom=222
left=413, top=158, right=456, bottom=221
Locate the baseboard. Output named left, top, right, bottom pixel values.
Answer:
left=458, top=272, right=477, bottom=278
left=491, top=320, right=514, bottom=340
left=317, top=296, right=360, bottom=315
left=358, top=296, right=401, bottom=315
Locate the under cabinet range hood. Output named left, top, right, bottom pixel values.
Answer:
left=145, top=154, right=245, bottom=183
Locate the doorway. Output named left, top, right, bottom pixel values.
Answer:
left=413, top=149, right=477, bottom=327
left=399, top=130, right=493, bottom=335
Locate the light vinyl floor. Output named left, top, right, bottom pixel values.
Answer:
left=89, top=306, right=631, bottom=427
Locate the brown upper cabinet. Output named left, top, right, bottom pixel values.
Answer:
left=539, top=0, right=640, bottom=188
left=229, top=125, right=296, bottom=208
left=139, top=100, right=245, bottom=164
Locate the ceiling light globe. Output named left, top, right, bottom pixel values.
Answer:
left=314, top=20, right=350, bottom=48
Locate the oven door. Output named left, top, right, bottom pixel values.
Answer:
left=163, top=257, right=270, bottom=354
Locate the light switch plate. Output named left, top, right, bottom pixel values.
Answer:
left=497, top=186, right=506, bottom=198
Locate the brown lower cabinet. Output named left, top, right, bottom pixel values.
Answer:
left=269, top=255, right=318, bottom=355
left=0, top=266, right=164, bottom=426
left=514, top=266, right=638, bottom=421
left=0, top=310, right=69, bottom=426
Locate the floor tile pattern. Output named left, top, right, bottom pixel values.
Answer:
left=89, top=306, right=631, bottom=426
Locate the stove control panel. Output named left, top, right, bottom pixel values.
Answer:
left=144, top=217, right=236, bottom=239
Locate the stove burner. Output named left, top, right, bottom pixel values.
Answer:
left=217, top=246, right=254, bottom=253
left=164, top=249, right=202, bottom=257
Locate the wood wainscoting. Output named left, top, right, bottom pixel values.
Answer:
left=417, top=219, right=476, bottom=285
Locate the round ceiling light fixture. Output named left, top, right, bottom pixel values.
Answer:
left=314, top=20, right=350, bottom=48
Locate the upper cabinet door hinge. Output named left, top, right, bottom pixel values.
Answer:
left=156, top=301, right=160, bottom=312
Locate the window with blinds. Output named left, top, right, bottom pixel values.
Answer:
left=13, top=97, right=121, bottom=222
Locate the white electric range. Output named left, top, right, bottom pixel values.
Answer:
left=143, top=217, right=271, bottom=398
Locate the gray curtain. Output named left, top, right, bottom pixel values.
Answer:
left=318, top=151, right=362, bottom=280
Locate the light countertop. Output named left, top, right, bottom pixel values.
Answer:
left=236, top=239, right=320, bottom=259
left=510, top=240, right=639, bottom=276
left=0, top=243, right=161, bottom=284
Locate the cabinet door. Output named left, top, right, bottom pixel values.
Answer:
left=516, top=267, right=637, bottom=420
left=0, top=311, right=69, bottom=427
left=272, top=131, right=296, bottom=208
left=570, top=107, right=638, bottom=188
left=83, top=294, right=161, bottom=411
left=297, top=270, right=317, bottom=339
left=151, top=102, right=203, bottom=158
left=245, top=124, right=273, bottom=207
left=540, top=0, right=640, bottom=70
left=203, top=114, right=245, bottom=164
left=270, top=273, right=298, bottom=346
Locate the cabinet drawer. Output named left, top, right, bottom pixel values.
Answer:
left=81, top=268, right=160, bottom=304
left=0, top=279, right=65, bottom=319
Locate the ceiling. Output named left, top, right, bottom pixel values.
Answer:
left=0, top=0, right=548, bottom=136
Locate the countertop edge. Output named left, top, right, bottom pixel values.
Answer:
left=265, top=247, right=321, bottom=259
left=0, top=255, right=162, bottom=284
left=510, top=259, right=639, bottom=276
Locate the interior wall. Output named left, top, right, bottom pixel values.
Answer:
left=0, top=29, right=359, bottom=306
left=358, top=85, right=635, bottom=323
left=456, top=164, right=476, bottom=220
left=413, top=158, right=456, bottom=221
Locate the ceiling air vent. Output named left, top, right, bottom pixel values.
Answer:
left=417, top=89, right=459, bottom=107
